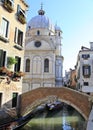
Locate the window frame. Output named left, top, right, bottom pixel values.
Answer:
left=82, top=54, right=90, bottom=59
left=25, top=58, right=30, bottom=72
left=0, top=17, right=9, bottom=42
left=14, top=56, right=21, bottom=72
left=82, top=65, right=91, bottom=78
left=14, top=27, right=24, bottom=49
left=83, top=82, right=89, bottom=86
left=37, top=30, right=40, bottom=35
left=17, top=4, right=26, bottom=18
left=44, top=58, right=49, bottom=72
left=0, top=49, right=6, bottom=67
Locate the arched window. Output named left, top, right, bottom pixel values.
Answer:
left=58, top=32, right=60, bottom=36
left=28, top=26, right=31, bottom=30
left=44, top=59, right=49, bottom=72
left=37, top=30, right=40, bottom=35
left=49, top=32, right=51, bottom=36
left=25, top=59, right=30, bottom=72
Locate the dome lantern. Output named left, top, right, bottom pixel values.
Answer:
left=27, top=4, right=55, bottom=32
left=38, top=3, right=45, bottom=15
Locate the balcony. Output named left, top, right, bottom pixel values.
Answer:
left=17, top=8, right=26, bottom=24
left=3, top=0, right=14, bottom=13
left=18, top=14, right=26, bottom=24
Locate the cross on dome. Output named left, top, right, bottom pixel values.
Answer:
left=41, top=2, right=43, bottom=10
left=38, top=3, right=45, bottom=15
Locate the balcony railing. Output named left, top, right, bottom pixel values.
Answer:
left=18, top=14, right=26, bottom=24
left=17, top=8, right=26, bottom=24
left=3, top=0, right=14, bottom=13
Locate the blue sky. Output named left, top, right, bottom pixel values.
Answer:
left=26, top=0, right=93, bottom=75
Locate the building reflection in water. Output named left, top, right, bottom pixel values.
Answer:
left=21, top=102, right=85, bottom=130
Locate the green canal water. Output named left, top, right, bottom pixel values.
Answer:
left=20, top=103, right=86, bottom=130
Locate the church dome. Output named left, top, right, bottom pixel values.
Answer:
left=55, top=24, right=62, bottom=32
left=27, top=6, right=55, bottom=32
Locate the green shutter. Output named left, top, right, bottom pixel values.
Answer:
left=0, top=50, right=4, bottom=67
left=14, top=27, right=17, bottom=43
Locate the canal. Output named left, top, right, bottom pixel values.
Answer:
left=20, top=102, right=86, bottom=130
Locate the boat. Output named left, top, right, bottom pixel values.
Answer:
left=12, top=113, right=34, bottom=129
left=46, top=101, right=64, bottom=111
left=12, top=120, right=30, bottom=130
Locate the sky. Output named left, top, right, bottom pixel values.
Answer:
left=26, top=0, right=93, bottom=75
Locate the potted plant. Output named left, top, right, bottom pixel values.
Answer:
left=18, top=14, right=26, bottom=24
left=0, top=67, right=8, bottom=76
left=3, top=0, right=14, bottom=13
left=15, top=71, right=25, bottom=77
left=7, top=57, right=17, bottom=68
left=12, top=77, right=20, bottom=82
left=7, top=70, right=14, bottom=77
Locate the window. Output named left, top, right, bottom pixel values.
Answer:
left=28, top=26, right=31, bottom=30
left=12, top=93, right=18, bottom=107
left=58, top=32, right=60, bottom=36
left=8, top=0, right=14, bottom=8
left=17, top=4, right=25, bottom=16
left=25, top=59, right=30, bottom=72
left=77, top=67, right=80, bottom=79
left=0, top=50, right=6, bottom=67
left=82, top=54, right=90, bottom=59
left=17, top=4, right=26, bottom=24
left=14, top=27, right=23, bottom=46
left=34, top=41, right=41, bottom=47
left=84, top=82, right=89, bottom=86
left=82, top=65, right=91, bottom=77
left=3, top=0, right=14, bottom=12
left=49, top=32, right=51, bottom=36
left=17, top=30, right=23, bottom=46
left=0, top=17, right=9, bottom=38
left=14, top=56, right=21, bottom=72
left=37, top=30, right=40, bottom=35
left=44, top=59, right=49, bottom=72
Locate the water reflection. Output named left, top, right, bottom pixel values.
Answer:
left=21, top=102, right=85, bottom=130
left=62, top=105, right=74, bottom=130
left=62, top=116, right=72, bottom=130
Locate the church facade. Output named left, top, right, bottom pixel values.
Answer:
left=23, top=7, right=64, bottom=92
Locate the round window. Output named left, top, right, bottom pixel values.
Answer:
left=34, top=41, right=41, bottom=47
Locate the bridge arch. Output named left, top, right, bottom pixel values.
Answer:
left=18, top=87, right=91, bottom=120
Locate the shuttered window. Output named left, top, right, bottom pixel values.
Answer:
left=14, top=27, right=23, bottom=46
left=82, top=65, right=91, bottom=77
left=14, top=56, right=21, bottom=72
left=0, top=50, right=6, bottom=67
left=0, top=18, right=9, bottom=38
left=82, top=54, right=90, bottom=59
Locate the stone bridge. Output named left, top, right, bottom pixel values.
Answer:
left=17, top=87, right=91, bottom=120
